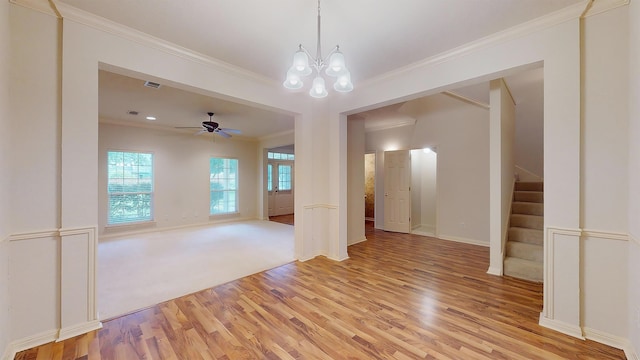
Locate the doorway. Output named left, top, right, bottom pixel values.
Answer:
left=364, top=153, right=376, bottom=222
left=267, top=149, right=295, bottom=217
left=376, top=148, right=437, bottom=236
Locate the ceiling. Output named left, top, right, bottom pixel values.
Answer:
left=77, top=0, right=581, bottom=138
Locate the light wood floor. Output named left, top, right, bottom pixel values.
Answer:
left=15, top=225, right=625, bottom=359
left=270, top=214, right=294, bottom=225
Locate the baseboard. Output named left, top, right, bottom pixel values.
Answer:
left=100, top=216, right=257, bottom=240
left=539, top=313, right=585, bottom=340
left=625, top=345, right=640, bottom=360
left=348, top=237, right=367, bottom=246
left=583, top=327, right=636, bottom=357
left=486, top=265, right=503, bottom=276
left=57, top=320, right=102, bottom=342
left=438, top=234, right=489, bottom=247
left=6, top=328, right=58, bottom=358
left=1, top=343, right=15, bottom=360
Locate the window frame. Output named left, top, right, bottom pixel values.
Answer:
left=106, top=150, right=155, bottom=226
left=209, top=157, right=239, bottom=216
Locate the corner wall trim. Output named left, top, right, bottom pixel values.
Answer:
left=542, top=227, right=582, bottom=320
left=539, top=314, right=585, bottom=340
left=583, top=327, right=635, bottom=356
left=7, top=329, right=58, bottom=358
left=486, top=266, right=503, bottom=276
left=1, top=344, right=15, bottom=360
left=57, top=320, right=102, bottom=342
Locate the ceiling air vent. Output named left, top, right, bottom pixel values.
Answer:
left=144, top=81, right=161, bottom=89
left=127, top=110, right=139, bottom=115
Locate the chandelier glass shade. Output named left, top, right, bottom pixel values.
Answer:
left=283, top=0, right=353, bottom=98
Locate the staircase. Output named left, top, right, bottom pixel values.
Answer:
left=503, top=181, right=543, bottom=282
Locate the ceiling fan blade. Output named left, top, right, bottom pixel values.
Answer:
left=215, top=130, right=232, bottom=138
left=195, top=129, right=207, bottom=135
left=218, top=128, right=241, bottom=134
left=175, top=126, right=203, bottom=129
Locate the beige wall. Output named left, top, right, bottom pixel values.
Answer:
left=366, top=93, right=490, bottom=245
left=98, top=123, right=259, bottom=236
left=0, top=0, right=11, bottom=356
left=8, top=5, right=61, bottom=344
left=488, top=79, right=515, bottom=274
left=628, top=0, right=640, bottom=354
left=581, top=6, right=629, bottom=339
left=347, top=117, right=365, bottom=245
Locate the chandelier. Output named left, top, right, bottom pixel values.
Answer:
left=283, top=0, right=353, bottom=98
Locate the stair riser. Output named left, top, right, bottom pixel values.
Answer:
left=514, top=191, right=543, bottom=203
left=514, top=182, right=544, bottom=192
left=508, top=228, right=543, bottom=245
left=512, top=202, right=543, bottom=216
left=510, top=215, right=543, bottom=230
left=506, top=242, right=543, bottom=262
left=504, top=257, right=543, bottom=282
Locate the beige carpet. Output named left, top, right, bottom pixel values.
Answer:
left=98, top=220, right=295, bottom=320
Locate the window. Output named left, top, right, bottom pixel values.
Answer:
left=267, top=164, right=273, bottom=191
left=210, top=157, right=238, bottom=215
left=268, top=151, right=294, bottom=161
left=107, top=151, right=153, bottom=225
left=278, top=164, right=292, bottom=191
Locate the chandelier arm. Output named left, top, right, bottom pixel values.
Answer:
left=322, top=45, right=340, bottom=65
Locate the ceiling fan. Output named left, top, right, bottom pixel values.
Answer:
left=176, top=112, right=241, bottom=138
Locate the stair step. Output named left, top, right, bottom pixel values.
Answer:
left=512, top=202, right=543, bottom=216
left=508, top=227, right=543, bottom=245
left=506, top=241, right=543, bottom=262
left=514, top=191, right=543, bottom=203
left=504, top=257, right=543, bottom=282
left=510, top=214, right=543, bottom=230
left=515, top=182, right=544, bottom=192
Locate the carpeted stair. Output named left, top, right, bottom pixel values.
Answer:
left=504, top=181, right=543, bottom=282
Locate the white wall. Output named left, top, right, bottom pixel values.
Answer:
left=0, top=0, right=11, bottom=356
left=99, top=123, right=259, bottom=236
left=580, top=6, right=629, bottom=341
left=420, top=151, right=437, bottom=233
left=7, top=4, right=61, bottom=349
left=488, top=78, right=515, bottom=274
left=629, top=0, right=640, bottom=355
left=513, top=68, right=544, bottom=179
left=347, top=117, right=365, bottom=245
left=410, top=150, right=422, bottom=230
left=411, top=149, right=437, bottom=233
left=366, top=93, right=489, bottom=245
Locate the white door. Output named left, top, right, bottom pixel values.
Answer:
left=268, top=162, right=294, bottom=216
left=384, top=150, right=411, bottom=233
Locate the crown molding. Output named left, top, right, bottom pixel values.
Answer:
left=443, top=91, right=490, bottom=110
left=363, top=1, right=596, bottom=87
left=583, top=0, right=629, bottom=18
left=9, top=0, right=58, bottom=17
left=257, top=129, right=295, bottom=142
left=364, top=118, right=416, bottom=133
left=48, top=1, right=277, bottom=87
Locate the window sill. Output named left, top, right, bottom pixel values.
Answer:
left=104, top=220, right=157, bottom=231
